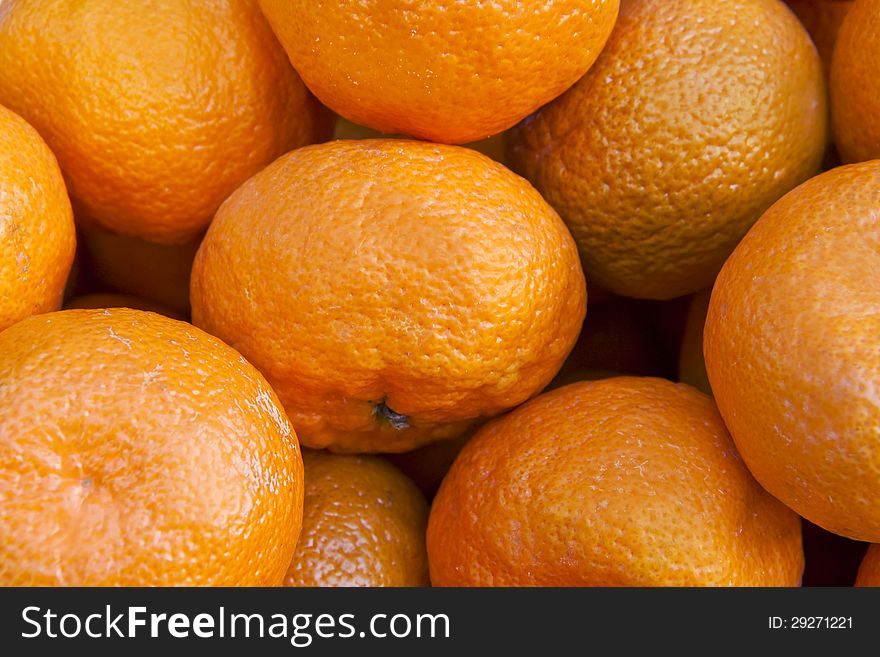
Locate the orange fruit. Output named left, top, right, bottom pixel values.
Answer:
left=786, top=0, right=854, bottom=77
left=0, top=104, right=75, bottom=332
left=80, top=228, right=200, bottom=315
left=831, top=0, right=880, bottom=163
left=0, top=308, right=304, bottom=586
left=191, top=139, right=586, bottom=453
left=507, top=0, right=827, bottom=300
left=704, top=161, right=880, bottom=542
left=63, top=293, right=185, bottom=321
left=284, top=450, right=429, bottom=587
left=257, top=0, right=620, bottom=144
left=427, top=377, right=803, bottom=586
left=0, top=0, right=332, bottom=245
left=855, top=545, right=880, bottom=586
left=677, top=289, right=712, bottom=396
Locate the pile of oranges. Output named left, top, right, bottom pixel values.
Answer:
left=0, top=0, right=878, bottom=587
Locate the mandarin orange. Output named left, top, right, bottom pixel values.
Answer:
left=786, top=0, right=854, bottom=77
left=507, top=0, right=827, bottom=299
left=191, top=140, right=586, bottom=453
left=0, top=309, right=304, bottom=586
left=0, top=0, right=332, bottom=244
left=855, top=545, right=880, bottom=586
left=427, top=377, right=803, bottom=586
left=257, top=0, right=619, bottom=143
left=831, top=0, right=880, bottom=162
left=0, top=105, right=75, bottom=332
left=705, top=162, right=880, bottom=541
left=284, top=450, right=429, bottom=587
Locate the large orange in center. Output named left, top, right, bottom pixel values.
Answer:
left=191, top=140, right=586, bottom=453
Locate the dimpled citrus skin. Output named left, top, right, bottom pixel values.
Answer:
left=284, top=450, right=429, bottom=587
left=0, top=0, right=333, bottom=245
left=191, top=139, right=586, bottom=453
left=831, top=0, right=880, bottom=163
left=704, top=162, right=880, bottom=542
left=855, top=546, right=880, bottom=586
left=507, top=0, right=827, bottom=300
left=0, top=105, right=75, bottom=332
left=0, top=309, right=304, bottom=586
left=427, top=378, right=804, bottom=587
left=257, top=0, right=619, bottom=144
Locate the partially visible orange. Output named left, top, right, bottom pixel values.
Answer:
left=507, top=0, right=827, bottom=299
left=786, top=0, right=854, bottom=77
left=0, top=104, right=75, bottom=332
left=855, top=546, right=880, bottom=586
left=283, top=450, right=429, bottom=587
left=428, top=377, right=804, bottom=586
left=705, top=161, right=880, bottom=541
left=257, top=0, right=620, bottom=143
left=191, top=139, right=586, bottom=453
left=0, top=309, right=304, bottom=586
left=831, top=0, right=880, bottom=163
left=0, top=0, right=332, bottom=244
